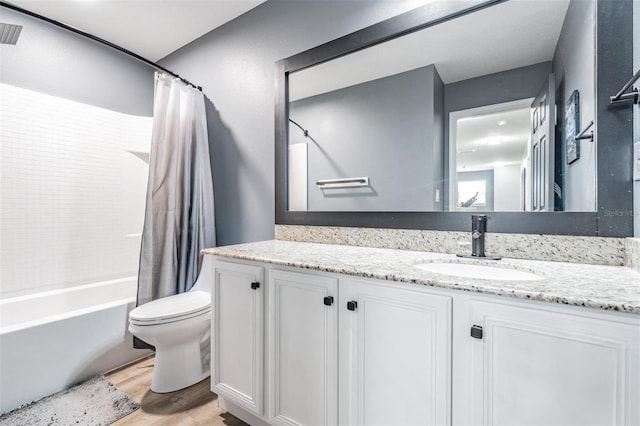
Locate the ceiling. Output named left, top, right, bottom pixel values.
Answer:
left=6, top=0, right=266, bottom=61
left=455, top=106, right=531, bottom=172
left=289, top=0, right=571, bottom=101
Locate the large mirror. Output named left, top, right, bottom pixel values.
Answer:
left=276, top=0, right=634, bottom=236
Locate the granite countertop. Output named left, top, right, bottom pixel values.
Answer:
left=202, top=240, right=640, bottom=314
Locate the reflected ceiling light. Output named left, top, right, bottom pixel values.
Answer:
left=497, top=120, right=508, bottom=126
left=487, top=137, right=503, bottom=145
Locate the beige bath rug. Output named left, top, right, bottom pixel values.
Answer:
left=0, top=376, right=139, bottom=425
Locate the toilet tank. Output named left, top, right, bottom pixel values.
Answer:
left=190, top=255, right=214, bottom=293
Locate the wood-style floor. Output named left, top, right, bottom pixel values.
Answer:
left=106, top=356, right=247, bottom=426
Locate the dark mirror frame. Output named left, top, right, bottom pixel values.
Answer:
left=275, top=0, right=634, bottom=237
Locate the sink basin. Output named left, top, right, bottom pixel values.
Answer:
left=414, top=262, right=543, bottom=281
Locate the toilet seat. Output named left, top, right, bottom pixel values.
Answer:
left=130, top=290, right=211, bottom=326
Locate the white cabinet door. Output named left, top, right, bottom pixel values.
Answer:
left=212, top=260, right=264, bottom=416
left=468, top=300, right=640, bottom=426
left=339, top=278, right=452, bottom=426
left=270, top=270, right=338, bottom=426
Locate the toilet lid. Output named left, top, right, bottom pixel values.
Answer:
left=130, top=291, right=210, bottom=323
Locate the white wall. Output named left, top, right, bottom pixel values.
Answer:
left=494, top=165, right=522, bottom=211
left=0, top=83, right=151, bottom=297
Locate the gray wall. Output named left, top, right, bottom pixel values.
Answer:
left=160, top=0, right=441, bottom=245
left=553, top=0, right=596, bottom=212
left=444, top=62, right=552, bottom=114
left=289, top=65, right=442, bottom=212
left=443, top=61, right=553, bottom=208
left=432, top=68, right=445, bottom=211
left=0, top=7, right=153, bottom=116
left=635, top=0, right=640, bottom=237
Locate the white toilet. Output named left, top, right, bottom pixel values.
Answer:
left=128, top=256, right=214, bottom=393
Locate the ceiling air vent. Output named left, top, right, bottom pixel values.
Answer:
left=0, top=23, right=23, bottom=45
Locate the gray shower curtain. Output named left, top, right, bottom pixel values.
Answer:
left=136, top=73, right=216, bottom=308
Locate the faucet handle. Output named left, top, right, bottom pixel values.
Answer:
left=471, top=214, right=487, bottom=222
left=471, top=214, right=488, bottom=234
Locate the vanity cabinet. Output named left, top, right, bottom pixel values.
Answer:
left=464, top=299, right=640, bottom=425
left=268, top=271, right=451, bottom=426
left=210, top=256, right=640, bottom=426
left=269, top=270, right=338, bottom=426
left=211, top=260, right=264, bottom=416
left=338, top=278, right=451, bottom=426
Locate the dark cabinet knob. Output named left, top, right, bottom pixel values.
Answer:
left=470, top=325, right=483, bottom=339
left=251, top=282, right=260, bottom=290
left=323, top=296, right=334, bottom=306
left=347, top=301, right=358, bottom=311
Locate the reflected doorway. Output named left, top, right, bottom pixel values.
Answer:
left=449, top=99, right=533, bottom=212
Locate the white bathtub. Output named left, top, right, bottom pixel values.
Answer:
left=0, top=277, right=152, bottom=414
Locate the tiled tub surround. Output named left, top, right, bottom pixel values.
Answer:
left=203, top=240, right=640, bottom=314
left=275, top=225, right=627, bottom=266
left=627, top=238, right=640, bottom=273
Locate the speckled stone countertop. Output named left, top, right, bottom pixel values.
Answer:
left=203, top=240, right=640, bottom=314
left=627, top=238, right=640, bottom=273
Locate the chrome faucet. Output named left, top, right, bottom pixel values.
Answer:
left=457, top=214, right=501, bottom=260
left=471, top=214, right=487, bottom=257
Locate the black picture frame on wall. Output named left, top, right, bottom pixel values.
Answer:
left=566, top=90, right=581, bottom=164
left=275, top=0, right=634, bottom=237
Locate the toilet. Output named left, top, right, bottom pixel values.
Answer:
left=128, top=256, right=214, bottom=393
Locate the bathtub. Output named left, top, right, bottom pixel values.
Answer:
left=0, top=277, right=152, bottom=414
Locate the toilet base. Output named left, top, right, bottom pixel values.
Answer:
left=150, top=335, right=210, bottom=393
left=128, top=311, right=212, bottom=394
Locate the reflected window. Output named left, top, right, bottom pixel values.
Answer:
left=458, top=180, right=486, bottom=208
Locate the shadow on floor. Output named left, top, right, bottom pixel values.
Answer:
left=139, top=377, right=216, bottom=415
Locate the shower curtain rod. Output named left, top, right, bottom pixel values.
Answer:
left=0, top=1, right=202, bottom=91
